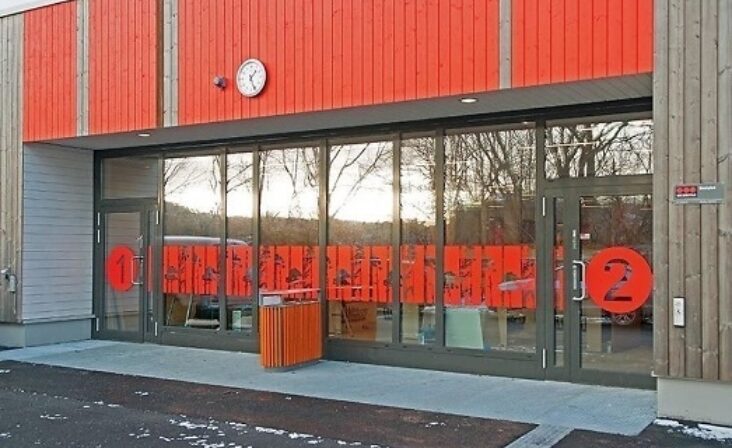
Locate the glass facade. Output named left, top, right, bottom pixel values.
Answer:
left=443, top=128, right=537, bottom=352
left=97, top=113, right=653, bottom=384
left=163, top=155, right=224, bottom=330
left=327, top=141, right=394, bottom=342
left=226, top=152, right=255, bottom=332
left=400, top=137, right=437, bottom=345
left=259, top=147, right=320, bottom=307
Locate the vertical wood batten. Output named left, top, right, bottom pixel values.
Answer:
left=700, top=0, right=719, bottom=381
left=162, top=0, right=178, bottom=127
left=682, top=0, right=702, bottom=379
left=652, top=0, right=670, bottom=377
left=719, top=0, right=732, bottom=382
left=499, top=0, right=511, bottom=89
left=77, top=0, right=89, bottom=136
left=667, top=0, right=685, bottom=378
left=0, top=14, right=23, bottom=322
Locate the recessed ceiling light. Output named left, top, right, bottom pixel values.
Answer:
left=138, top=132, right=151, bottom=138
left=460, top=97, right=478, bottom=104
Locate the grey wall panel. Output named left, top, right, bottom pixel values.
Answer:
left=0, top=14, right=23, bottom=323
left=21, top=144, right=93, bottom=322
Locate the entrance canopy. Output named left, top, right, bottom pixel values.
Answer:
left=43, top=74, right=651, bottom=152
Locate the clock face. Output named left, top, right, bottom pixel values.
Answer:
left=236, top=59, right=267, bottom=97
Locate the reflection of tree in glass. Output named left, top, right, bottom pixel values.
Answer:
left=227, top=153, right=254, bottom=193
left=545, top=120, right=653, bottom=178
left=163, top=156, right=223, bottom=238
left=401, top=138, right=437, bottom=246
left=445, top=129, right=536, bottom=245
left=259, top=148, right=319, bottom=246
left=328, top=141, right=392, bottom=219
left=581, top=195, right=653, bottom=257
left=163, top=156, right=222, bottom=203
left=259, top=147, right=318, bottom=218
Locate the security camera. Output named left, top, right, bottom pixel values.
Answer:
left=0, top=268, right=9, bottom=277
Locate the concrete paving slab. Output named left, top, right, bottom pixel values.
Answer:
left=0, top=341, right=657, bottom=436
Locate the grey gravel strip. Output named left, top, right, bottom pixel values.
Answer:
left=506, top=425, right=573, bottom=448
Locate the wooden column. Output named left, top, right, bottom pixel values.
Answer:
left=654, top=0, right=732, bottom=382
left=0, top=14, right=23, bottom=323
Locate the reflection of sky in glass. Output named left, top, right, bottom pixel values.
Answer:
left=329, top=142, right=393, bottom=223
left=227, top=153, right=254, bottom=218
left=165, top=156, right=221, bottom=214
left=401, top=139, right=436, bottom=224
left=260, top=148, right=319, bottom=220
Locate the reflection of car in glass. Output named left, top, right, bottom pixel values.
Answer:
left=164, top=236, right=252, bottom=328
left=498, top=261, right=652, bottom=327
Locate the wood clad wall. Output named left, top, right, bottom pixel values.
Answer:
left=22, top=1, right=77, bottom=142
left=511, top=0, right=654, bottom=88
left=177, top=0, right=501, bottom=126
left=15, top=0, right=660, bottom=138
left=0, top=14, right=23, bottom=322
left=653, top=0, right=732, bottom=381
left=89, top=0, right=159, bottom=134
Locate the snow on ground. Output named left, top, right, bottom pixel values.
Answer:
left=655, top=419, right=732, bottom=442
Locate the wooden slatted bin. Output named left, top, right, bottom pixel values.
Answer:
left=259, top=301, right=322, bottom=370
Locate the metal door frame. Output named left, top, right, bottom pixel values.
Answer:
left=541, top=175, right=654, bottom=388
left=93, top=199, right=160, bottom=344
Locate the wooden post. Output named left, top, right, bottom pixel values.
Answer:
left=700, top=0, right=720, bottom=381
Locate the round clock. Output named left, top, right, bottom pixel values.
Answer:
left=236, top=59, right=267, bottom=97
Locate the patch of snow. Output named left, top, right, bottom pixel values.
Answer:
left=107, top=404, right=121, bottom=408
left=0, top=433, right=10, bottom=439
left=174, top=420, right=209, bottom=430
left=0, top=369, right=11, bottom=374
left=39, top=414, right=67, bottom=421
left=226, top=422, right=248, bottom=432
left=654, top=418, right=682, bottom=428
left=134, top=391, right=150, bottom=397
left=689, top=424, right=732, bottom=441
left=655, top=418, right=732, bottom=442
left=255, top=426, right=287, bottom=436
left=288, top=432, right=315, bottom=440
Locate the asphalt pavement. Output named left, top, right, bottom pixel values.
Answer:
left=0, top=361, right=729, bottom=447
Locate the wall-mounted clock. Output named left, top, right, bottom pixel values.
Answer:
left=236, top=59, right=267, bottom=98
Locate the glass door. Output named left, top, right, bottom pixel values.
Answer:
left=96, top=205, right=158, bottom=342
left=545, top=188, right=654, bottom=387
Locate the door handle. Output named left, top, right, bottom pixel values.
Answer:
left=572, top=260, right=587, bottom=302
left=131, top=255, right=145, bottom=286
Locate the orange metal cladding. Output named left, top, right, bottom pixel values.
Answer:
left=259, top=303, right=322, bottom=369
left=23, top=1, right=77, bottom=142
left=89, top=0, right=158, bottom=134
left=177, top=0, right=501, bottom=126
left=511, top=0, right=653, bottom=87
